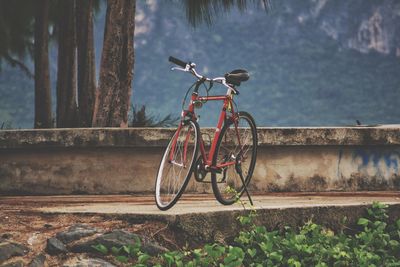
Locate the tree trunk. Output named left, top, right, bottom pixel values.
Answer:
left=92, top=0, right=135, bottom=127
left=76, top=0, right=96, bottom=127
left=56, top=0, right=78, bottom=128
left=34, top=0, right=52, bottom=128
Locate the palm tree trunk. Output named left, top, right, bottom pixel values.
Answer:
left=76, top=0, right=96, bottom=127
left=56, top=0, right=78, bottom=128
left=92, top=0, right=135, bottom=127
left=34, top=0, right=52, bottom=128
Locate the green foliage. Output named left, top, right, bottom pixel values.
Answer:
left=0, top=0, right=35, bottom=71
left=91, top=244, right=108, bottom=255
left=2, top=1, right=400, bottom=128
left=182, top=0, right=270, bottom=27
left=91, top=236, right=151, bottom=266
left=129, top=105, right=179, bottom=127
left=93, top=202, right=400, bottom=266
left=233, top=201, right=400, bottom=267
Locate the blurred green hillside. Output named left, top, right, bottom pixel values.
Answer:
left=1, top=0, right=399, bottom=128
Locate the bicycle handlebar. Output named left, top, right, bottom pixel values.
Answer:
left=169, top=56, right=239, bottom=93
left=169, top=56, right=187, bottom=68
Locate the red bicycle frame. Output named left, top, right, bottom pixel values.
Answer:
left=169, top=89, right=240, bottom=171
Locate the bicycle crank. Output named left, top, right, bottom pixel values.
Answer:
left=194, top=156, right=209, bottom=182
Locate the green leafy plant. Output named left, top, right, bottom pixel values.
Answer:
left=92, top=244, right=108, bottom=255
left=92, top=202, right=400, bottom=266
left=91, top=236, right=151, bottom=266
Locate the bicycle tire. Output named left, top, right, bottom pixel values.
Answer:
left=155, top=120, right=200, bottom=210
left=211, top=111, right=258, bottom=205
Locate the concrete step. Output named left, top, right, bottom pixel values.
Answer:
left=2, top=192, right=399, bottom=243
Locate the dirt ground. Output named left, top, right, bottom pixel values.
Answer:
left=0, top=196, right=180, bottom=266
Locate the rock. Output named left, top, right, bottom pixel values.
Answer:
left=46, top=238, right=67, bottom=255
left=27, top=233, right=40, bottom=246
left=56, top=224, right=99, bottom=244
left=28, top=254, right=46, bottom=267
left=1, top=234, right=12, bottom=240
left=70, top=230, right=137, bottom=254
left=141, top=241, right=169, bottom=256
left=0, top=242, right=29, bottom=262
left=43, top=224, right=52, bottom=229
left=0, top=260, right=25, bottom=267
left=62, top=256, right=116, bottom=267
left=71, top=230, right=167, bottom=256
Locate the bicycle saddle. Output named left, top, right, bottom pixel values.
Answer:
left=225, top=69, right=250, bottom=86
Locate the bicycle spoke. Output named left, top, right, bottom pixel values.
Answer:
left=155, top=121, right=198, bottom=210
left=212, top=113, right=257, bottom=205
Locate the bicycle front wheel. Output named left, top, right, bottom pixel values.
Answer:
left=211, top=111, right=257, bottom=205
left=155, top=120, right=199, bottom=210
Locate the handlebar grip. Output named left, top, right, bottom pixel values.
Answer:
left=169, top=56, right=187, bottom=68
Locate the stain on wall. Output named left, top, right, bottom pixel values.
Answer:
left=334, top=147, right=400, bottom=190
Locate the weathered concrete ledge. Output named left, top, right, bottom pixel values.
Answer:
left=171, top=203, right=400, bottom=244
left=1, top=126, right=400, bottom=194
left=35, top=194, right=400, bottom=244
left=1, top=126, right=400, bottom=148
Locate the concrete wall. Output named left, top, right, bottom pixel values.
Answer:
left=1, top=127, right=400, bottom=195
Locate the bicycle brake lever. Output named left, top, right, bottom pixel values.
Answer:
left=171, top=66, right=186, bottom=72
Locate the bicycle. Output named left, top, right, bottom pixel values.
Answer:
left=155, top=56, right=258, bottom=210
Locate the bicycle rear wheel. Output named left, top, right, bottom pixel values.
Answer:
left=155, top=120, right=199, bottom=210
left=211, top=111, right=257, bottom=205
